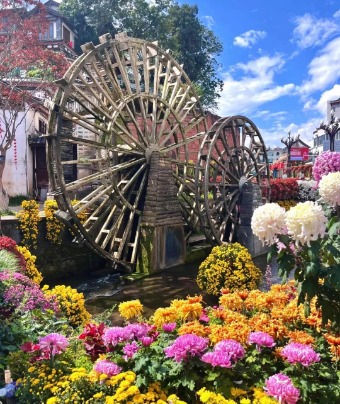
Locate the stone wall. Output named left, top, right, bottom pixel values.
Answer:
left=0, top=215, right=106, bottom=281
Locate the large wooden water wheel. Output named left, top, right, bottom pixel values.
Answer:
left=46, top=33, right=269, bottom=270
left=46, top=32, right=207, bottom=268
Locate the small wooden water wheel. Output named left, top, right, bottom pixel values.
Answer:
left=46, top=33, right=207, bottom=269
left=195, top=116, right=270, bottom=244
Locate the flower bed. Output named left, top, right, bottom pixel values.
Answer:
left=2, top=286, right=339, bottom=403
left=269, top=179, right=299, bottom=202
left=0, top=172, right=339, bottom=403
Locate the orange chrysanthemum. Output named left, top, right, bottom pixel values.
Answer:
left=186, top=295, right=203, bottom=303
left=209, top=322, right=250, bottom=345
left=178, top=321, right=210, bottom=337
left=288, top=330, right=315, bottom=345
left=219, top=293, right=243, bottom=311
left=178, top=302, right=203, bottom=322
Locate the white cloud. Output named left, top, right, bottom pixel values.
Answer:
left=292, top=13, right=339, bottom=49
left=202, top=15, right=214, bottom=29
left=334, top=10, right=340, bottom=19
left=217, top=55, right=295, bottom=117
left=253, top=110, right=287, bottom=121
left=299, top=37, right=340, bottom=94
left=316, top=84, right=340, bottom=116
left=260, top=118, right=320, bottom=148
left=233, top=30, right=266, bottom=48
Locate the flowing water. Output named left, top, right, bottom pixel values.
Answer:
left=52, top=254, right=281, bottom=323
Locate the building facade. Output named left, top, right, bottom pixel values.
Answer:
left=0, top=0, right=77, bottom=200
left=312, top=98, right=340, bottom=155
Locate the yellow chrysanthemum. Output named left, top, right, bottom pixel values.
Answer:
left=152, top=307, right=178, bottom=328
left=118, top=299, right=143, bottom=319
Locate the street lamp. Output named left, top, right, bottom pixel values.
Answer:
left=281, top=132, right=300, bottom=177
left=317, top=109, right=340, bottom=152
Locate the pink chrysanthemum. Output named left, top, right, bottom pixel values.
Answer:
left=102, top=326, right=132, bottom=346
left=162, top=323, right=177, bottom=332
left=93, top=359, right=122, bottom=376
left=164, top=334, right=209, bottom=362
left=39, top=333, right=69, bottom=357
left=201, top=339, right=245, bottom=368
left=248, top=332, right=276, bottom=351
left=125, top=323, right=151, bottom=339
left=123, top=341, right=140, bottom=360
left=265, top=373, right=300, bottom=404
left=140, top=336, right=154, bottom=347
left=281, top=342, right=320, bottom=367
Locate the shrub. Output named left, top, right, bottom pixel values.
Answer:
left=43, top=285, right=91, bottom=327
left=270, top=178, right=299, bottom=202
left=44, top=200, right=65, bottom=244
left=0, top=236, right=43, bottom=285
left=196, top=243, right=262, bottom=296
left=16, top=200, right=40, bottom=250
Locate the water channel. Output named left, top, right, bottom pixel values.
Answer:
left=53, top=254, right=282, bottom=324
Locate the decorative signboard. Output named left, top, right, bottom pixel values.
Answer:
left=290, top=147, right=309, bottom=161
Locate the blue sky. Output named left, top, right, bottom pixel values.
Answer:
left=179, top=0, right=340, bottom=148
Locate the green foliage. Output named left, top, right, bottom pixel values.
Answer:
left=0, top=208, right=15, bottom=216
left=274, top=209, right=340, bottom=330
left=60, top=0, right=223, bottom=109
left=197, top=242, right=262, bottom=296
left=1, top=309, right=70, bottom=373
left=0, top=249, right=21, bottom=272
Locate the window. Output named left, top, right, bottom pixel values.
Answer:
left=38, top=119, right=47, bottom=135
left=49, top=22, right=55, bottom=39
left=63, top=26, right=70, bottom=44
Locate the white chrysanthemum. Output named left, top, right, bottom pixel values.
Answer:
left=319, top=171, right=340, bottom=207
left=251, top=203, right=286, bottom=245
left=285, top=201, right=327, bottom=246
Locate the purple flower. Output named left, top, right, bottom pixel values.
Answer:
left=102, top=327, right=133, bottom=347
left=265, top=373, right=300, bottom=404
left=281, top=342, right=320, bottom=367
left=93, top=359, right=122, bottom=376
left=201, top=339, right=245, bottom=368
left=164, top=334, right=209, bottom=362
left=125, top=323, right=151, bottom=339
left=123, top=341, right=140, bottom=360
left=1, top=270, right=56, bottom=313
left=162, top=323, right=177, bottom=333
left=140, top=336, right=154, bottom=347
left=199, top=309, right=210, bottom=323
left=312, top=151, right=340, bottom=182
left=201, top=351, right=232, bottom=368
left=248, top=332, right=276, bottom=351
left=39, top=333, right=69, bottom=357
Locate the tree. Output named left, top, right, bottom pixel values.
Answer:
left=0, top=0, right=69, bottom=208
left=317, top=109, right=340, bottom=152
left=60, top=0, right=223, bottom=109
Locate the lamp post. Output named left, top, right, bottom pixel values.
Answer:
left=317, top=109, right=340, bottom=152
left=281, top=132, right=300, bottom=177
